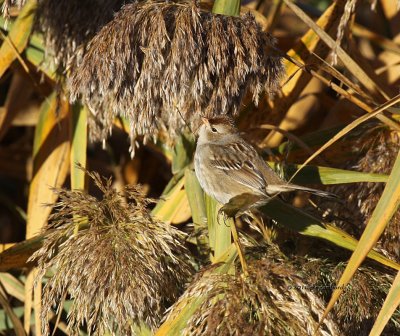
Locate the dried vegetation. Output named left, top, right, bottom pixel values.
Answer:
left=30, top=170, right=193, bottom=335
left=69, top=1, right=283, bottom=149
left=0, top=0, right=400, bottom=335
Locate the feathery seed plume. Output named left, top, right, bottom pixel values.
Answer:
left=166, top=247, right=338, bottom=336
left=34, top=0, right=129, bottom=73
left=2, top=0, right=26, bottom=16
left=69, top=0, right=283, bottom=152
left=30, top=170, right=193, bottom=335
left=323, top=125, right=400, bottom=261
left=300, top=257, right=400, bottom=335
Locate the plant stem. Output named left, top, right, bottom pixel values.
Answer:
left=212, top=0, right=241, bottom=16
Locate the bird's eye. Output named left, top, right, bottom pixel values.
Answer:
left=211, top=127, right=217, bottom=133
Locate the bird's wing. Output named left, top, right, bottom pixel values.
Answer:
left=209, top=140, right=267, bottom=193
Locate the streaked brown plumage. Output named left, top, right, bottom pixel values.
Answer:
left=194, top=116, right=334, bottom=205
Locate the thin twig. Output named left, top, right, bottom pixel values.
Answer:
left=230, top=220, right=248, bottom=277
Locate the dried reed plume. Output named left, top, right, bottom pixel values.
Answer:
left=1, top=0, right=25, bottom=16
left=30, top=170, right=193, bottom=335
left=300, top=258, right=400, bottom=335
left=34, top=0, right=128, bottom=73
left=331, top=0, right=358, bottom=64
left=323, top=124, right=400, bottom=261
left=69, top=0, right=283, bottom=151
left=166, top=246, right=338, bottom=336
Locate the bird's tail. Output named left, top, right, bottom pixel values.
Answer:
left=266, top=184, right=337, bottom=199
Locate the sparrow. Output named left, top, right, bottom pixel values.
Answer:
left=194, top=116, right=334, bottom=205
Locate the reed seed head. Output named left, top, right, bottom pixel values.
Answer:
left=69, top=0, right=283, bottom=152
left=299, top=257, right=400, bottom=335
left=1, top=0, right=25, bottom=16
left=167, top=247, right=338, bottom=336
left=324, top=125, right=400, bottom=261
left=34, top=0, right=128, bottom=73
left=30, top=170, right=193, bottom=335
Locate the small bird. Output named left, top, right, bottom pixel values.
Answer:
left=194, top=116, right=334, bottom=205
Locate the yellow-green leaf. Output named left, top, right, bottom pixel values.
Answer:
left=0, top=273, right=24, bottom=302
left=70, top=104, right=87, bottom=190
left=223, top=195, right=400, bottom=271
left=0, top=0, right=36, bottom=78
left=152, top=175, right=191, bottom=224
left=369, top=271, right=400, bottom=336
left=291, top=93, right=400, bottom=182
left=184, top=168, right=207, bottom=228
left=205, top=194, right=232, bottom=261
left=212, top=0, right=240, bottom=16
left=269, top=162, right=388, bottom=185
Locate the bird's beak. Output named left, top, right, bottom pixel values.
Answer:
left=201, top=117, right=210, bottom=126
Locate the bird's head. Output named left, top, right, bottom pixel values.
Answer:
left=197, top=116, right=238, bottom=144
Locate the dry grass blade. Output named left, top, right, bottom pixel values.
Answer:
left=24, top=92, right=70, bottom=333
left=23, top=270, right=33, bottom=333
left=283, top=0, right=390, bottom=101
left=33, top=271, right=41, bottom=336
left=262, top=0, right=346, bottom=146
left=369, top=271, right=400, bottom=335
left=0, top=235, right=44, bottom=272
left=280, top=53, right=398, bottom=134
left=290, top=93, right=400, bottom=183
left=27, top=92, right=70, bottom=238
left=0, top=284, right=26, bottom=336
left=283, top=53, right=400, bottom=131
left=0, top=0, right=34, bottom=78
left=353, top=24, right=400, bottom=55
left=318, top=149, right=400, bottom=334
